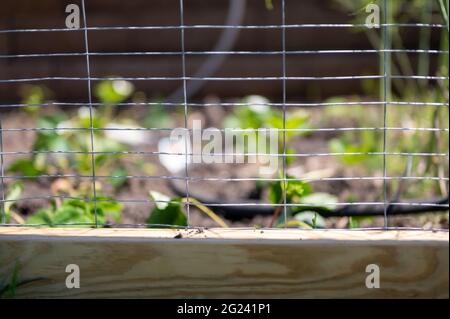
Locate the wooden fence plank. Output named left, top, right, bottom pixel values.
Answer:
left=1, top=0, right=432, bottom=102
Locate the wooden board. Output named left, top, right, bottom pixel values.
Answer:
left=0, top=227, right=448, bottom=299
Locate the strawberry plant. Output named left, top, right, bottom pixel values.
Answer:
left=268, top=177, right=338, bottom=228
left=9, top=80, right=138, bottom=191
left=147, top=192, right=228, bottom=228
left=26, top=195, right=122, bottom=227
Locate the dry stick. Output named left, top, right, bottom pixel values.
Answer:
left=10, top=212, right=25, bottom=225
left=268, top=200, right=283, bottom=228
left=387, top=157, right=412, bottom=216
left=184, top=197, right=229, bottom=228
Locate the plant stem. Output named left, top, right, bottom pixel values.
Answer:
left=268, top=201, right=283, bottom=228
left=184, top=197, right=229, bottom=228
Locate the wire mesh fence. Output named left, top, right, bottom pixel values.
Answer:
left=0, top=0, right=448, bottom=230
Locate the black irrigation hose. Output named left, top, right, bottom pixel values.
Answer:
left=168, top=178, right=449, bottom=220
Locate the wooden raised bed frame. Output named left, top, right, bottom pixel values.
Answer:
left=0, top=227, right=448, bottom=298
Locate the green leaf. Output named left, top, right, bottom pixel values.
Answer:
left=3, top=183, right=23, bottom=222
left=20, top=85, right=48, bottom=114
left=268, top=180, right=283, bottom=204
left=265, top=0, right=274, bottom=10
left=110, top=168, right=128, bottom=190
left=0, top=263, right=20, bottom=299
left=145, top=104, right=175, bottom=129
left=267, top=112, right=309, bottom=138
left=294, top=211, right=326, bottom=229
left=285, top=147, right=297, bottom=166
left=329, top=138, right=369, bottom=165
left=26, top=209, right=54, bottom=225
left=26, top=196, right=122, bottom=227
left=147, top=192, right=187, bottom=228
left=95, top=80, right=134, bottom=104
left=8, top=159, right=45, bottom=177
left=269, top=177, right=313, bottom=205
left=286, top=180, right=313, bottom=202
left=94, top=196, right=123, bottom=223
left=36, top=114, right=67, bottom=129
left=51, top=204, right=91, bottom=225
left=299, top=193, right=339, bottom=212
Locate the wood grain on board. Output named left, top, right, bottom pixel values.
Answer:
left=0, top=227, right=448, bottom=298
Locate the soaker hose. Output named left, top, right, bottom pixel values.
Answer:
left=168, top=178, right=449, bottom=220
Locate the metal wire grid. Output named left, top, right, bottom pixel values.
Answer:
left=0, top=0, right=448, bottom=229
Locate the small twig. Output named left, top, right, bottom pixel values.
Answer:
left=184, top=197, right=229, bottom=228
left=268, top=201, right=283, bottom=228
left=10, top=212, right=25, bottom=225
left=387, top=157, right=413, bottom=215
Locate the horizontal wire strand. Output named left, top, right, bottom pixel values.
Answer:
left=0, top=150, right=448, bottom=157
left=0, top=127, right=448, bottom=133
left=1, top=75, right=448, bottom=83
left=0, top=23, right=446, bottom=34
left=1, top=101, right=448, bottom=109
left=0, top=174, right=448, bottom=182
left=1, top=49, right=448, bottom=59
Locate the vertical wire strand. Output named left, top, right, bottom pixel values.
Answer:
left=0, top=118, right=6, bottom=224
left=179, top=0, right=191, bottom=224
left=81, top=0, right=99, bottom=227
left=382, top=0, right=390, bottom=228
left=281, top=0, right=288, bottom=225
left=447, top=0, right=450, bottom=199
left=444, top=0, right=450, bottom=199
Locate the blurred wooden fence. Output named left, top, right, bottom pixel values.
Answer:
left=0, top=0, right=434, bottom=103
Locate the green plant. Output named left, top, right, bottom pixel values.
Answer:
left=8, top=107, right=131, bottom=194
left=328, top=0, right=449, bottom=199
left=10, top=80, right=138, bottom=190
left=19, top=84, right=51, bottom=114
left=268, top=177, right=338, bottom=228
left=9, top=80, right=149, bottom=226
left=329, top=126, right=381, bottom=168
left=26, top=195, right=122, bottom=227
left=224, top=96, right=338, bottom=228
left=144, top=101, right=176, bottom=129
left=147, top=192, right=229, bottom=228
left=0, top=264, right=20, bottom=299
left=1, top=182, right=24, bottom=224
left=147, top=192, right=187, bottom=227
left=265, top=0, right=274, bottom=10
left=224, top=95, right=309, bottom=169
left=0, top=263, right=45, bottom=299
left=95, top=79, right=135, bottom=105
left=225, top=96, right=309, bottom=138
